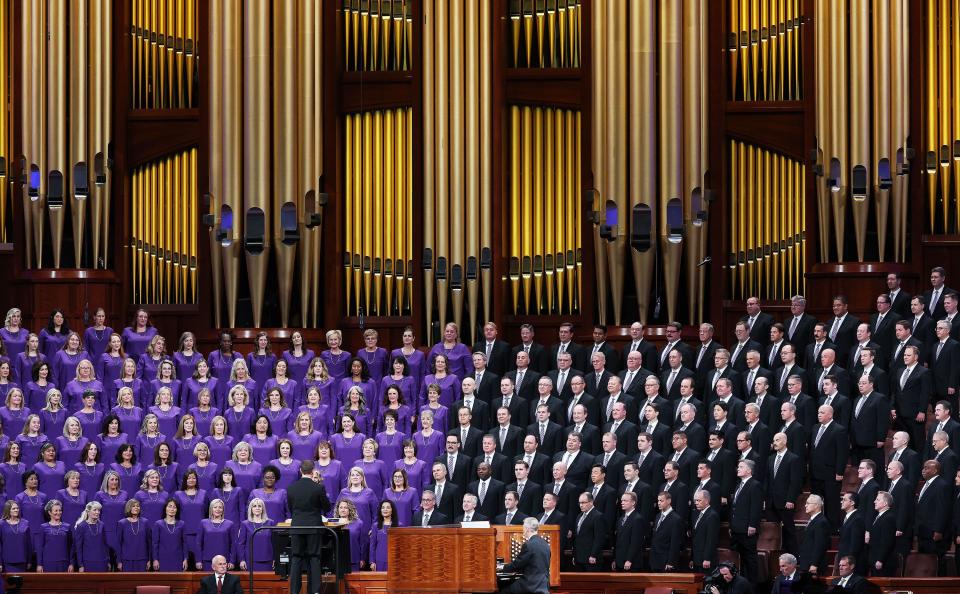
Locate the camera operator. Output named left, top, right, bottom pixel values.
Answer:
left=703, top=562, right=752, bottom=594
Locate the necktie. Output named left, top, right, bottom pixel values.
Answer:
left=734, top=480, right=745, bottom=502
left=779, top=367, right=788, bottom=390
left=558, top=370, right=567, bottom=392
left=500, top=427, right=507, bottom=447
left=661, top=344, right=672, bottom=365
left=621, top=513, right=629, bottom=527
left=448, top=454, right=455, bottom=471
left=517, top=482, right=524, bottom=498
left=748, top=316, right=756, bottom=330
left=937, top=341, right=945, bottom=361
left=568, top=397, right=578, bottom=420
left=436, top=484, right=443, bottom=503
left=747, top=369, right=756, bottom=392
left=503, top=395, right=511, bottom=409
left=541, top=513, right=549, bottom=523
left=516, top=370, right=524, bottom=389
left=462, top=428, right=468, bottom=444
left=506, top=511, right=514, bottom=524
left=464, top=513, right=472, bottom=522
left=606, top=396, right=616, bottom=420
left=217, top=576, right=223, bottom=594
left=853, top=344, right=862, bottom=365
left=900, top=367, right=911, bottom=389
left=540, top=423, right=547, bottom=444
left=475, top=372, right=483, bottom=386
left=592, top=484, right=600, bottom=497
left=818, top=370, right=827, bottom=391
left=559, top=343, right=566, bottom=354
left=697, top=344, right=707, bottom=368
left=593, top=344, right=601, bottom=354
left=815, top=424, right=826, bottom=447
left=774, top=452, right=783, bottom=476
left=893, top=450, right=901, bottom=462
left=913, top=316, right=920, bottom=332
left=576, top=511, right=589, bottom=533
left=525, top=454, right=533, bottom=467
left=596, top=374, right=603, bottom=390
left=708, top=449, right=716, bottom=461
left=623, top=370, right=634, bottom=391
left=632, top=341, right=639, bottom=352
left=563, top=452, right=572, bottom=468
left=422, top=512, right=431, bottom=526
left=655, top=512, right=665, bottom=531
left=479, top=480, right=487, bottom=504
left=486, top=342, right=493, bottom=358
left=877, top=312, right=885, bottom=329
left=603, top=452, right=612, bottom=466
left=919, top=478, right=932, bottom=500
left=829, top=317, right=841, bottom=341
left=553, top=483, right=560, bottom=495
left=938, top=421, right=945, bottom=434
left=637, top=452, right=646, bottom=467
left=667, top=369, right=678, bottom=392
left=694, top=511, right=702, bottom=529
left=732, top=343, right=743, bottom=363
left=626, top=481, right=635, bottom=493
left=825, top=395, right=833, bottom=409
left=523, top=345, right=529, bottom=354
left=672, top=450, right=681, bottom=462
left=855, top=394, right=867, bottom=418
left=485, top=455, right=492, bottom=465
left=789, top=316, right=799, bottom=339
left=931, top=289, right=941, bottom=315
left=712, top=370, right=720, bottom=390
left=814, top=342, right=822, bottom=361
left=757, top=395, right=764, bottom=410
left=612, top=420, right=621, bottom=434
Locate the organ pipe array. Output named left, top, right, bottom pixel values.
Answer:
left=728, top=0, right=803, bottom=101
left=508, top=0, right=581, bottom=68
left=131, top=0, right=199, bottom=109
left=591, top=1, right=709, bottom=326
left=19, top=0, right=112, bottom=269
left=343, top=0, right=412, bottom=71
left=422, top=0, right=493, bottom=343
left=925, top=0, right=960, bottom=237
left=727, top=141, right=806, bottom=300
left=813, top=0, right=909, bottom=262
left=130, top=149, right=198, bottom=304
left=206, top=0, right=325, bottom=328
left=0, top=0, right=9, bottom=243
left=507, top=106, right=582, bottom=316
left=343, top=108, right=413, bottom=317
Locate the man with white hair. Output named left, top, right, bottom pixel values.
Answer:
left=199, top=555, right=243, bottom=594
left=797, top=494, right=830, bottom=575
left=498, top=517, right=550, bottom=594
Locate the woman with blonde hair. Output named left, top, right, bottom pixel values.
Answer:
left=73, top=500, right=109, bottom=571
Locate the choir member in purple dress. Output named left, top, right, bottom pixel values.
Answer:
left=25, top=359, right=54, bottom=412
left=0, top=389, right=29, bottom=440
left=355, top=439, right=390, bottom=498
left=173, top=469, right=208, bottom=566
left=211, top=467, right=246, bottom=526
left=63, top=361, right=103, bottom=413
left=225, top=442, right=262, bottom=494
left=34, top=443, right=67, bottom=496
left=184, top=361, right=219, bottom=414
left=413, top=410, right=443, bottom=466
left=134, top=469, right=169, bottom=525
left=73, top=500, right=110, bottom=571
left=0, top=501, right=33, bottom=571
left=428, top=323, right=473, bottom=380
left=15, top=414, right=47, bottom=464
left=357, top=330, right=390, bottom=386
left=189, top=389, right=218, bottom=437
left=16, top=334, right=44, bottom=391
left=37, top=499, right=73, bottom=572
left=246, top=333, right=276, bottom=407
left=395, top=439, right=430, bottom=492
left=384, top=469, right=418, bottom=526
left=380, top=359, right=416, bottom=427
left=14, top=470, right=46, bottom=540
left=39, top=388, right=67, bottom=437
left=333, top=498, right=367, bottom=571
left=224, top=361, right=259, bottom=419
left=224, top=386, right=255, bottom=440
left=268, top=439, right=299, bottom=491
left=136, top=334, right=169, bottom=382
left=196, top=498, right=236, bottom=570
left=110, top=444, right=143, bottom=496
left=149, top=364, right=182, bottom=423
left=298, top=385, right=333, bottom=437
left=391, top=326, right=427, bottom=389
left=244, top=415, right=278, bottom=466
left=207, top=331, right=242, bottom=386
left=321, top=330, right=350, bottom=384
left=94, top=333, right=125, bottom=393
left=57, top=470, right=88, bottom=527
left=136, top=413, right=166, bottom=462
left=83, top=309, right=114, bottom=362
left=282, top=331, right=315, bottom=386
left=339, top=386, right=373, bottom=436
left=172, top=332, right=204, bottom=392
left=419, top=384, right=450, bottom=433
left=286, top=412, right=323, bottom=461
left=261, top=360, right=299, bottom=417
left=0, top=443, right=24, bottom=498
left=97, top=414, right=127, bottom=464
left=205, top=415, right=235, bottom=467
left=151, top=498, right=188, bottom=571
left=368, top=499, right=396, bottom=570
left=52, top=333, right=89, bottom=390
left=259, top=389, right=292, bottom=436
left=375, top=412, right=405, bottom=466
left=237, top=497, right=275, bottom=571
left=331, top=414, right=366, bottom=465
left=1, top=309, right=29, bottom=364
left=111, top=386, right=143, bottom=439
left=120, top=309, right=158, bottom=360
left=420, top=354, right=460, bottom=410
left=74, top=442, right=105, bottom=496
left=116, top=498, right=151, bottom=571
left=171, top=414, right=202, bottom=465
left=146, top=442, right=180, bottom=494
left=301, top=357, right=336, bottom=412
left=56, top=416, right=88, bottom=467
left=315, top=441, right=343, bottom=514
left=337, top=358, right=378, bottom=414
left=337, top=467, right=378, bottom=531
left=0, top=361, right=19, bottom=403
left=38, top=310, right=70, bottom=363
left=112, top=358, right=147, bottom=411
left=249, top=466, right=287, bottom=523
left=75, top=392, right=103, bottom=441
left=188, top=442, right=220, bottom=493
left=95, top=470, right=128, bottom=554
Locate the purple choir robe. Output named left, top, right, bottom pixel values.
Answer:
left=257, top=407, right=292, bottom=436
left=172, top=352, right=204, bottom=389
left=0, top=463, right=23, bottom=494
left=116, top=517, right=151, bottom=570
left=260, top=379, right=299, bottom=413
left=52, top=351, right=90, bottom=390
left=16, top=354, right=45, bottom=391
left=204, top=435, right=235, bottom=467
left=0, top=384, right=18, bottom=405
left=354, top=459, right=389, bottom=499
left=384, top=488, right=419, bottom=527
left=33, top=461, right=67, bottom=496
left=13, top=492, right=45, bottom=541
left=390, top=349, right=427, bottom=391
left=412, top=431, right=443, bottom=466
left=224, top=461, right=262, bottom=493
left=173, top=489, right=208, bottom=560
left=394, top=458, right=430, bottom=492
left=0, top=329, right=29, bottom=363
left=338, top=407, right=373, bottom=436
left=83, top=327, right=114, bottom=361
left=182, top=378, right=219, bottom=413
left=245, top=353, right=277, bottom=407
left=0, top=407, right=29, bottom=440
left=148, top=378, right=182, bottom=407
left=112, top=378, right=147, bottom=411
left=418, top=404, right=450, bottom=433
left=97, top=433, right=129, bottom=466
left=378, top=404, right=415, bottom=436
left=224, top=406, right=256, bottom=439
left=187, top=462, right=219, bottom=493
left=189, top=407, right=217, bottom=437
left=63, top=379, right=103, bottom=412
left=146, top=463, right=180, bottom=494
left=337, top=487, right=378, bottom=531
left=109, top=463, right=143, bottom=496
left=249, top=488, right=288, bottom=522
left=111, top=406, right=144, bottom=439
left=356, top=348, right=389, bottom=385
left=281, top=350, right=315, bottom=384
left=211, top=487, right=246, bottom=526
left=342, top=520, right=367, bottom=570
left=135, top=433, right=166, bottom=463
left=315, top=461, right=344, bottom=513
left=121, top=327, right=158, bottom=359
left=94, top=490, right=128, bottom=552
left=151, top=519, right=187, bottom=571
left=37, top=522, right=72, bottom=571
left=39, top=408, right=67, bottom=437
left=237, top=519, right=275, bottom=570
left=419, top=374, right=461, bottom=410
left=0, top=519, right=32, bottom=570
left=207, top=350, right=242, bottom=380
left=336, top=378, right=378, bottom=413
left=76, top=410, right=103, bottom=441
left=319, top=350, right=351, bottom=385
left=330, top=433, right=366, bottom=466
left=379, top=375, right=416, bottom=416
left=243, top=434, right=279, bottom=466
left=73, top=463, right=104, bottom=496
left=137, top=354, right=170, bottom=383
left=300, top=378, right=336, bottom=413
left=37, top=330, right=68, bottom=364
left=55, top=436, right=88, bottom=467
left=298, top=403, right=333, bottom=436
left=135, top=490, right=170, bottom=525
left=73, top=520, right=109, bottom=571
left=374, top=431, right=405, bottom=466
left=24, top=380, right=54, bottom=413
left=286, top=430, right=323, bottom=462
left=172, top=436, right=202, bottom=465
left=198, top=518, right=236, bottom=568
left=147, top=405, right=182, bottom=439
left=15, top=433, right=47, bottom=465
left=268, top=458, right=300, bottom=490
left=95, top=354, right=124, bottom=392
left=428, top=342, right=472, bottom=379
left=56, top=488, right=87, bottom=527
left=368, top=524, right=391, bottom=569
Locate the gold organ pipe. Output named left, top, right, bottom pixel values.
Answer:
left=19, top=0, right=32, bottom=265
left=70, top=0, right=88, bottom=267
left=370, top=0, right=380, bottom=70
left=591, top=0, right=608, bottom=324
left=814, top=0, right=830, bottom=259
left=850, top=0, right=869, bottom=261
left=738, top=0, right=749, bottom=100
left=480, top=0, right=492, bottom=321
left=0, top=0, right=6, bottom=243
left=729, top=141, right=738, bottom=298
left=394, top=109, right=406, bottom=312
left=553, top=108, right=566, bottom=312
left=174, top=0, right=184, bottom=107
left=829, top=0, right=848, bottom=260
left=510, top=0, right=520, bottom=67
left=509, top=106, right=521, bottom=312
left=546, top=0, right=556, bottom=68
left=521, top=106, right=533, bottom=312
left=605, top=0, right=627, bottom=325
left=46, top=0, right=66, bottom=268
left=465, top=0, right=480, bottom=331
left=926, top=0, right=938, bottom=231
left=373, top=110, right=383, bottom=314
left=353, top=115, right=363, bottom=313
left=523, top=0, right=533, bottom=67
left=544, top=108, right=555, bottom=313
left=406, top=108, right=413, bottom=311
left=683, top=0, right=702, bottom=322
left=207, top=0, right=224, bottom=326
left=872, top=0, right=891, bottom=260
left=759, top=0, right=769, bottom=100
left=435, top=0, right=449, bottom=330
left=298, top=0, right=316, bottom=326
left=157, top=0, right=166, bottom=107
left=533, top=107, right=544, bottom=313
left=101, top=0, right=113, bottom=267
left=450, top=0, right=465, bottom=330
left=311, top=0, right=324, bottom=324
left=557, top=0, right=567, bottom=68
left=660, top=0, right=682, bottom=322
left=221, top=0, right=241, bottom=326
left=729, top=0, right=739, bottom=99
left=423, top=0, right=435, bottom=333
left=362, top=112, right=373, bottom=315
left=360, top=0, right=369, bottom=73
left=940, top=0, right=954, bottom=231
left=571, top=0, right=581, bottom=67
left=344, top=114, right=355, bottom=312
left=273, top=0, right=298, bottom=326
left=190, top=149, right=198, bottom=301
left=952, top=0, right=960, bottom=234
left=32, top=0, right=47, bottom=267
left=381, top=0, right=391, bottom=70
left=573, top=111, right=581, bottom=311
left=186, top=0, right=196, bottom=106
left=535, top=0, right=545, bottom=67
left=384, top=110, right=395, bottom=315
left=132, top=0, right=139, bottom=108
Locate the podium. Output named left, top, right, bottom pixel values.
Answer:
left=386, top=524, right=561, bottom=593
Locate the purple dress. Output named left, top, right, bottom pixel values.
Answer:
left=148, top=405, right=182, bottom=438
left=269, top=458, right=300, bottom=490
left=37, top=522, right=72, bottom=571
left=384, top=488, right=419, bottom=526
left=24, top=380, right=54, bottom=412
left=0, top=407, right=29, bottom=439
left=0, top=462, right=24, bottom=494
left=15, top=353, right=44, bottom=389
left=172, top=352, right=204, bottom=387
left=204, top=435, right=235, bottom=467
left=55, top=436, right=89, bottom=467
left=173, top=489, right=208, bottom=561
left=149, top=380, right=182, bottom=409
left=237, top=519, right=275, bottom=570
left=111, top=405, right=144, bottom=438
left=0, top=519, right=32, bottom=570
left=0, top=328, right=29, bottom=362
left=330, top=433, right=365, bottom=466
left=135, top=433, right=165, bottom=463
left=198, top=518, right=236, bottom=568
left=189, top=407, right=217, bottom=437
left=56, top=488, right=87, bottom=526
left=419, top=404, right=450, bottom=433
left=73, top=463, right=104, bottom=496
left=112, top=378, right=147, bottom=411
left=97, top=433, right=129, bottom=465
left=224, top=460, right=262, bottom=493
left=83, top=327, right=114, bottom=360
left=320, top=350, right=351, bottom=384
left=316, top=461, right=344, bottom=510
left=211, top=487, right=246, bottom=526
left=337, top=487, right=378, bottom=531
left=286, top=430, right=323, bottom=462
left=338, top=406, right=373, bottom=436
left=15, top=433, right=47, bottom=465
left=298, top=404, right=333, bottom=436
left=187, top=462, right=219, bottom=492
left=222, top=379, right=258, bottom=414
left=14, top=491, right=46, bottom=539
left=39, top=407, right=67, bottom=436
left=342, top=519, right=367, bottom=570
left=63, top=378, right=104, bottom=412
left=95, top=353, right=124, bottom=390
left=121, top=327, right=158, bottom=359
left=151, top=519, right=187, bottom=571
left=378, top=404, right=414, bottom=436
left=354, top=458, right=389, bottom=498
left=243, top=434, right=279, bottom=466
left=337, top=378, right=379, bottom=412
left=182, top=377, right=219, bottom=412
left=33, top=461, right=67, bottom=496
left=419, top=374, right=461, bottom=410
left=207, top=350, right=243, bottom=381
left=301, top=378, right=336, bottom=412
left=391, top=348, right=427, bottom=389
left=282, top=349, right=315, bottom=384
left=110, top=463, right=143, bottom=496
left=135, top=490, right=170, bottom=525
left=94, top=490, right=128, bottom=552
left=116, top=517, right=151, bottom=571
left=52, top=350, right=89, bottom=389
left=76, top=410, right=104, bottom=441
left=374, top=431, right=405, bottom=466
left=246, top=353, right=277, bottom=406
left=356, top=348, right=389, bottom=384
left=0, top=383, right=19, bottom=404
left=369, top=524, right=391, bottom=569
left=261, top=378, right=299, bottom=412
left=172, top=435, right=202, bottom=465
left=428, top=342, right=472, bottom=379
left=38, top=330, right=68, bottom=363
left=258, top=407, right=292, bottom=436
left=413, top=430, right=444, bottom=466
left=146, top=463, right=180, bottom=494
left=395, top=458, right=430, bottom=491
left=249, top=488, right=288, bottom=522
left=73, top=520, right=109, bottom=571
left=380, top=375, right=416, bottom=411
left=225, top=407, right=255, bottom=439
left=137, top=354, right=169, bottom=383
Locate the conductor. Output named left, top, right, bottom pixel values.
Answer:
left=287, top=460, right=331, bottom=594
left=499, top=517, right=551, bottom=594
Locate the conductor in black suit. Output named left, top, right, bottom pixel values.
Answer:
left=499, top=517, right=551, bottom=594
left=287, top=460, right=331, bottom=594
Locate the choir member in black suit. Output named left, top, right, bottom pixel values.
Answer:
left=892, top=345, right=932, bottom=450
left=848, top=323, right=883, bottom=372
left=797, top=494, right=831, bottom=576
left=885, top=459, right=915, bottom=556
left=924, top=266, right=953, bottom=321
left=527, top=404, right=564, bottom=458
left=764, top=324, right=789, bottom=371
left=744, top=296, right=776, bottom=347
left=588, top=325, right=621, bottom=373
left=809, top=348, right=851, bottom=399
left=594, top=432, right=628, bottom=490
left=617, top=351, right=651, bottom=401
left=494, top=490, right=529, bottom=526
left=712, top=379, right=746, bottom=431
left=659, top=322, right=695, bottom=372
left=779, top=401, right=809, bottom=467
left=508, top=459, right=543, bottom=517
left=468, top=354, right=501, bottom=409
left=466, top=462, right=506, bottom=520
left=599, top=377, right=637, bottom=425
left=826, top=296, right=861, bottom=365
left=672, top=377, right=705, bottom=428
left=635, top=433, right=666, bottom=488
left=602, top=403, right=639, bottom=459
left=676, top=402, right=707, bottom=454
left=639, top=401, right=673, bottom=455
left=413, top=490, right=450, bottom=526
left=704, top=349, right=743, bottom=402
left=887, top=272, right=913, bottom=319
left=692, top=461, right=723, bottom=515
left=586, top=464, right=618, bottom=533
left=736, top=430, right=766, bottom=486
left=728, top=460, right=763, bottom=584
left=785, top=295, right=818, bottom=367
left=554, top=432, right=595, bottom=490
left=908, top=296, right=937, bottom=349
left=854, top=460, right=881, bottom=528
left=849, top=375, right=890, bottom=471
left=611, top=491, right=646, bottom=572
left=473, top=434, right=513, bottom=484
left=565, top=375, right=600, bottom=428
left=488, top=407, right=525, bottom=459
left=831, top=555, right=869, bottom=594
left=692, top=323, right=721, bottom=393
left=703, top=431, right=737, bottom=499
left=931, top=432, right=960, bottom=485
left=805, top=323, right=837, bottom=378
left=428, top=462, right=463, bottom=520
left=839, top=492, right=867, bottom=573
left=499, top=370, right=533, bottom=425
left=766, top=432, right=803, bottom=554
left=773, top=344, right=805, bottom=399
left=527, top=377, right=565, bottom=426
left=659, top=350, right=695, bottom=402
left=620, top=461, right=655, bottom=523
left=809, top=404, right=848, bottom=528
left=518, top=434, right=553, bottom=486
left=819, top=374, right=852, bottom=429
left=658, top=461, right=690, bottom=522
left=537, top=492, right=566, bottom=530
left=870, top=294, right=902, bottom=368
left=927, top=401, right=960, bottom=460
left=668, top=431, right=702, bottom=490
left=583, top=352, right=615, bottom=398
left=747, top=377, right=781, bottom=431
left=647, top=491, right=685, bottom=572
left=741, top=350, right=774, bottom=399
left=547, top=352, right=582, bottom=404
left=474, top=322, right=512, bottom=377
left=513, top=324, right=551, bottom=374
left=867, top=491, right=898, bottom=576
left=544, top=462, right=579, bottom=527
left=570, top=492, right=606, bottom=572
left=743, top=404, right=772, bottom=463
left=450, top=401, right=487, bottom=456
left=915, top=460, right=952, bottom=556
left=455, top=493, right=487, bottom=523
left=729, top=322, right=763, bottom=373
left=549, top=322, right=587, bottom=372
left=690, top=488, right=720, bottom=572
left=622, top=322, right=660, bottom=376
left=437, top=433, right=473, bottom=488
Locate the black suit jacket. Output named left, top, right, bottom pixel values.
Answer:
left=819, top=393, right=852, bottom=428
left=658, top=340, right=695, bottom=372
left=671, top=395, right=705, bottom=427
left=729, top=340, right=763, bottom=373
left=501, top=534, right=551, bottom=594
left=528, top=395, right=565, bottom=426
left=809, top=422, right=848, bottom=480
left=848, top=340, right=883, bottom=371
left=548, top=341, right=587, bottom=372
left=838, top=509, right=867, bottom=571
left=287, top=476, right=331, bottom=541
left=589, top=342, right=621, bottom=373
left=199, top=573, right=244, bottom=594
left=785, top=392, right=817, bottom=430
left=635, top=449, right=666, bottom=487
left=548, top=367, right=585, bottom=402
left=473, top=339, right=512, bottom=377
left=494, top=509, right=529, bottom=526
left=924, top=286, right=956, bottom=321
left=504, top=368, right=541, bottom=403
left=561, top=422, right=601, bottom=455
left=412, top=509, right=450, bottom=526
left=690, top=506, right=720, bottom=570
left=620, top=480, right=656, bottom=522
left=613, top=509, right=647, bottom=570
left=640, top=421, right=673, bottom=456
left=588, top=483, right=619, bottom=531
left=659, top=480, right=690, bottom=521
left=729, top=478, right=763, bottom=533
left=763, top=341, right=788, bottom=371
left=704, top=366, right=744, bottom=401
left=741, top=367, right=775, bottom=399
left=849, top=392, right=890, bottom=448
left=454, top=511, right=488, bottom=522
left=748, top=393, right=782, bottom=430
left=774, top=364, right=806, bottom=398
left=526, top=420, right=564, bottom=457
left=453, top=396, right=491, bottom=432
left=429, top=481, right=463, bottom=519
left=808, top=364, right=851, bottom=398
left=472, top=452, right=513, bottom=484
left=598, top=392, right=638, bottom=424
left=553, top=449, right=593, bottom=490
left=648, top=511, right=684, bottom=571
left=781, top=421, right=809, bottom=464
left=746, top=423, right=773, bottom=465
left=692, top=340, right=721, bottom=389
left=507, top=480, right=543, bottom=517
left=888, top=477, right=915, bottom=536
left=892, top=364, right=932, bottom=418
left=867, top=510, right=898, bottom=573
left=798, top=513, right=831, bottom=572
left=910, top=314, right=937, bottom=347
left=930, top=338, right=960, bottom=397
left=704, top=448, right=737, bottom=497
left=583, top=370, right=614, bottom=397
left=870, top=311, right=903, bottom=367
left=466, top=478, right=506, bottom=518
left=488, top=424, right=525, bottom=459
left=467, top=371, right=501, bottom=408
left=916, top=474, right=953, bottom=539
left=785, top=314, right=818, bottom=366
left=571, top=508, right=606, bottom=564
left=828, top=314, right=862, bottom=364
left=746, top=312, right=776, bottom=347
left=622, top=339, right=660, bottom=375
left=887, top=449, right=921, bottom=487
left=766, top=450, right=803, bottom=508
left=889, top=290, right=913, bottom=319
left=830, top=574, right=868, bottom=594
left=602, top=420, right=639, bottom=457
left=804, top=340, right=838, bottom=374
left=926, top=417, right=960, bottom=459
left=593, top=450, right=628, bottom=490
left=852, top=365, right=890, bottom=398
left=517, top=452, right=553, bottom=486
left=659, top=367, right=695, bottom=401
left=564, top=391, right=601, bottom=426
left=544, top=480, right=579, bottom=525
left=513, top=343, right=550, bottom=375
left=492, top=394, right=530, bottom=428
left=855, top=479, right=880, bottom=529
left=436, top=452, right=474, bottom=488
left=448, top=424, right=485, bottom=458
left=675, top=421, right=707, bottom=455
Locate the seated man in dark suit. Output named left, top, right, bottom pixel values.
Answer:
left=199, top=555, right=244, bottom=594
left=456, top=493, right=488, bottom=523
left=830, top=555, right=869, bottom=594
left=499, top=517, right=551, bottom=594
left=706, top=562, right=752, bottom=594
left=494, top=490, right=529, bottom=526
left=413, top=490, right=450, bottom=527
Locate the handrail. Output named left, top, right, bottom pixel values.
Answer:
left=249, top=524, right=343, bottom=594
